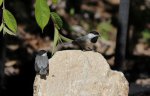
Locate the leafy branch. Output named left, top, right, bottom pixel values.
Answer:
left=0, top=0, right=72, bottom=54
left=0, top=0, right=17, bottom=35
left=34, top=0, right=72, bottom=54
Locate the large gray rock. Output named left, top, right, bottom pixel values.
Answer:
left=34, top=50, right=129, bottom=96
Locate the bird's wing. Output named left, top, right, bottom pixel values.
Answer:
left=74, top=36, right=89, bottom=49
left=73, top=36, right=87, bottom=45
left=35, top=56, right=40, bottom=72
left=40, top=56, right=49, bottom=68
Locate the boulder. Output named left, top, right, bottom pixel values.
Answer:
left=34, top=50, right=129, bottom=96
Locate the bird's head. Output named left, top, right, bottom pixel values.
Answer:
left=37, top=50, right=48, bottom=56
left=87, top=31, right=100, bottom=43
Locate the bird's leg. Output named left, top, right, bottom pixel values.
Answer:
left=77, top=44, right=85, bottom=51
left=87, top=46, right=97, bottom=52
left=82, top=49, right=86, bottom=52
left=92, top=46, right=97, bottom=52
left=87, top=47, right=94, bottom=51
left=40, top=75, right=46, bottom=80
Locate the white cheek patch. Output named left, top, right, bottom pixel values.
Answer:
left=42, top=53, right=47, bottom=56
left=87, top=33, right=97, bottom=39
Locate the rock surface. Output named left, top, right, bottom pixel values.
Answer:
left=34, top=50, right=129, bottom=96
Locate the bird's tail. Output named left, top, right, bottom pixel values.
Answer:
left=39, top=67, right=47, bottom=75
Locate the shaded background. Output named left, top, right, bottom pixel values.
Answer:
left=0, top=0, right=150, bottom=96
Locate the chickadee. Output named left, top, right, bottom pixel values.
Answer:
left=35, top=50, right=49, bottom=78
left=57, top=31, right=100, bottom=51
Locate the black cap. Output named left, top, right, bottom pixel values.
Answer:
left=37, top=50, right=47, bottom=55
left=89, top=31, right=100, bottom=36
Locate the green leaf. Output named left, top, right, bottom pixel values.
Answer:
left=35, top=0, right=50, bottom=30
left=51, top=12, right=63, bottom=29
left=60, top=34, right=73, bottom=42
left=52, top=0, right=58, bottom=4
left=70, top=8, right=75, bottom=16
left=4, top=27, right=16, bottom=36
left=0, top=23, right=3, bottom=32
left=3, top=9, right=17, bottom=32
left=52, top=27, right=59, bottom=54
left=98, top=22, right=113, bottom=33
left=142, top=29, right=150, bottom=40
left=0, top=0, right=3, bottom=6
left=97, top=21, right=113, bottom=40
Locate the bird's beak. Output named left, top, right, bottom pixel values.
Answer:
left=97, top=35, right=100, bottom=38
left=98, top=34, right=101, bottom=40
left=98, top=34, right=101, bottom=37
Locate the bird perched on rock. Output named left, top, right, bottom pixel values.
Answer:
left=57, top=31, right=100, bottom=51
left=72, top=31, right=100, bottom=50
left=35, top=50, right=49, bottom=79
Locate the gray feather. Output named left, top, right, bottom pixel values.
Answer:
left=35, top=55, right=49, bottom=74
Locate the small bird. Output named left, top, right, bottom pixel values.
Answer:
left=35, top=50, right=49, bottom=79
left=57, top=31, right=100, bottom=51
left=72, top=31, right=100, bottom=51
